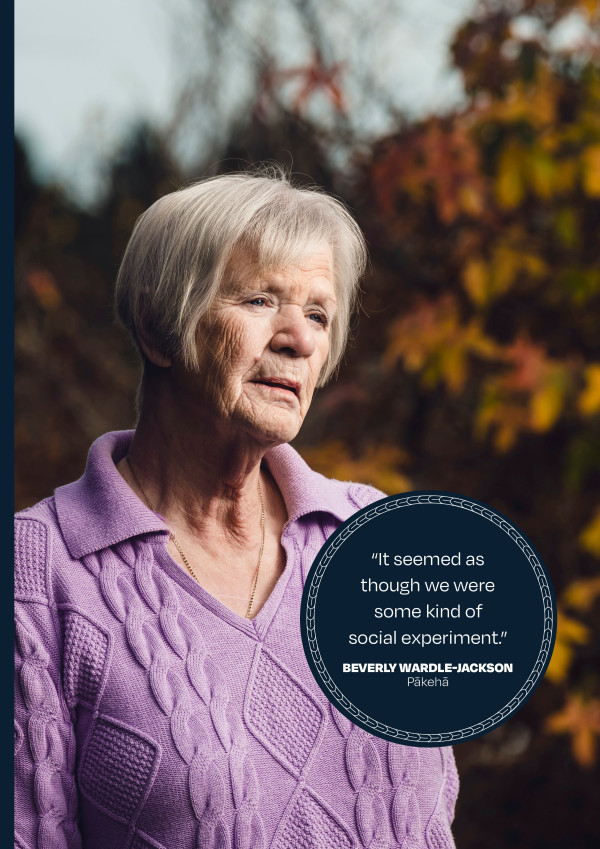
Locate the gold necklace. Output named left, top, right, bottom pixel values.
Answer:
left=125, top=456, right=265, bottom=619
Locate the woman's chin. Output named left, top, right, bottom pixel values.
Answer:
left=231, top=392, right=306, bottom=445
left=238, top=407, right=304, bottom=447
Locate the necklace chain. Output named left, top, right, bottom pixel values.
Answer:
left=125, top=456, right=265, bottom=619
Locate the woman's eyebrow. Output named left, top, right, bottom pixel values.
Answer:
left=262, top=272, right=338, bottom=301
left=225, top=266, right=338, bottom=309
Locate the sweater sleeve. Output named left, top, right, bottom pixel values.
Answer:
left=14, top=516, right=82, bottom=849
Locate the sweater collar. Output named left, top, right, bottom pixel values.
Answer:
left=54, top=430, right=354, bottom=560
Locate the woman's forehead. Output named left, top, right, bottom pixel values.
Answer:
left=223, top=243, right=335, bottom=291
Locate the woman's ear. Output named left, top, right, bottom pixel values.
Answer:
left=135, top=298, right=172, bottom=368
left=137, top=330, right=172, bottom=368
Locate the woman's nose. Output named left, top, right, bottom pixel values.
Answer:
left=270, top=306, right=316, bottom=358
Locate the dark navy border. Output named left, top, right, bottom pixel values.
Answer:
left=8, top=0, right=16, bottom=843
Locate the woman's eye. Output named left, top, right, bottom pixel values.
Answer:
left=248, top=297, right=267, bottom=307
left=309, top=312, right=327, bottom=326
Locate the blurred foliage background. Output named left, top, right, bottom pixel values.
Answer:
left=15, top=0, right=600, bottom=845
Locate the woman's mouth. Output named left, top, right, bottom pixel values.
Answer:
left=251, top=378, right=300, bottom=397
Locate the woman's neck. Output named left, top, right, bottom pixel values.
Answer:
left=129, top=415, right=264, bottom=531
left=116, top=373, right=289, bottom=617
left=123, top=401, right=274, bottom=542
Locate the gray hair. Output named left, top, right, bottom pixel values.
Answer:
left=115, top=167, right=368, bottom=385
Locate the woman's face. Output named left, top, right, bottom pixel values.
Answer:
left=175, top=245, right=337, bottom=446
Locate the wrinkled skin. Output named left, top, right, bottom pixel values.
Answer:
left=170, top=245, right=337, bottom=448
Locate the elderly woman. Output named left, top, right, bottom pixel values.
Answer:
left=15, top=171, right=459, bottom=849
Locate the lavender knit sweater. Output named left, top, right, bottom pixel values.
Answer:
left=15, top=430, right=459, bottom=849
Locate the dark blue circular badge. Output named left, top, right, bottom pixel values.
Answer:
left=300, top=491, right=556, bottom=746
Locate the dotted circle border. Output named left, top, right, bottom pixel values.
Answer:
left=304, top=494, right=555, bottom=743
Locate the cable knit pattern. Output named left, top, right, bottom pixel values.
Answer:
left=60, top=610, right=109, bottom=709
left=330, top=705, right=392, bottom=849
left=83, top=540, right=265, bottom=849
left=388, top=744, right=422, bottom=848
left=426, top=815, right=457, bottom=849
left=272, top=788, right=354, bottom=849
left=15, top=518, right=48, bottom=602
left=15, top=431, right=459, bottom=849
left=15, top=719, right=24, bottom=755
left=130, top=832, right=167, bottom=849
left=443, top=751, right=460, bottom=824
left=15, top=615, right=81, bottom=849
left=246, top=647, right=324, bottom=775
left=425, top=749, right=458, bottom=849
left=80, top=716, right=158, bottom=823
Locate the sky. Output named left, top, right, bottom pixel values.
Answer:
left=15, top=0, right=181, bottom=201
left=15, top=0, right=476, bottom=206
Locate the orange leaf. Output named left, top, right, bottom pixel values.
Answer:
left=546, top=694, right=600, bottom=768
left=563, top=576, right=600, bottom=613
left=26, top=269, right=62, bottom=310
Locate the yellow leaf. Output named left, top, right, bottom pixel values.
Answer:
left=521, top=252, right=548, bottom=279
left=474, top=389, right=530, bottom=454
left=545, top=640, right=574, bottom=685
left=484, top=73, right=556, bottom=128
left=462, top=258, right=489, bottom=305
left=495, top=422, right=518, bottom=453
left=581, top=0, right=600, bottom=17
left=579, top=506, right=600, bottom=557
left=582, top=145, right=600, bottom=197
left=529, top=151, right=556, bottom=199
left=556, top=610, right=590, bottom=644
left=578, top=364, right=600, bottom=416
left=443, top=349, right=467, bottom=394
left=492, top=245, right=520, bottom=295
left=530, top=381, right=564, bottom=431
left=554, top=159, right=578, bottom=194
left=553, top=207, right=580, bottom=250
left=563, top=576, right=600, bottom=613
left=458, top=183, right=485, bottom=217
left=496, top=144, right=525, bottom=209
